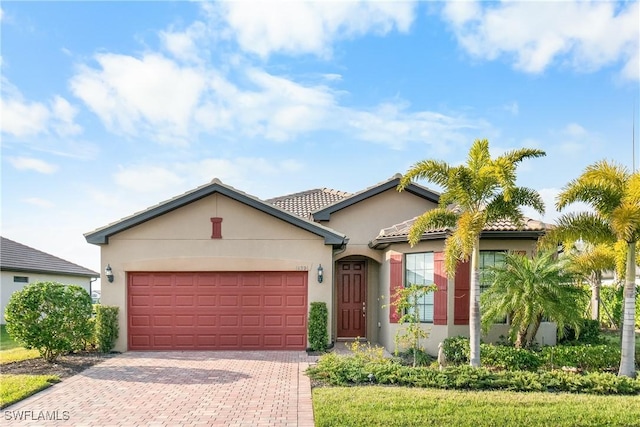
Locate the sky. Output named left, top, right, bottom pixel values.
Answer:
left=1, top=1, right=639, bottom=286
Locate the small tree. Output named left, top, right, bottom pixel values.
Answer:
left=392, top=284, right=436, bottom=367
left=481, top=251, right=585, bottom=348
left=308, top=302, right=329, bottom=352
left=5, top=282, right=93, bottom=362
left=95, top=305, right=119, bottom=353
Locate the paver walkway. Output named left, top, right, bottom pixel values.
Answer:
left=3, top=351, right=315, bottom=426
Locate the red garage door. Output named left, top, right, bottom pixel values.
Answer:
left=128, top=272, right=308, bottom=350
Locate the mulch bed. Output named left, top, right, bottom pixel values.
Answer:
left=0, top=351, right=117, bottom=379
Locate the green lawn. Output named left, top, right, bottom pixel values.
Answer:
left=0, top=325, right=21, bottom=350
left=0, top=375, right=60, bottom=409
left=0, top=325, right=39, bottom=364
left=313, top=387, right=640, bottom=427
left=1, top=325, right=52, bottom=409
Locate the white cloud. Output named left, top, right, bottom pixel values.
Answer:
left=51, top=96, right=82, bottom=136
left=215, top=1, right=416, bottom=58
left=69, top=48, right=482, bottom=149
left=70, top=53, right=206, bottom=145
left=22, top=197, right=54, bottom=208
left=441, top=1, right=639, bottom=80
left=1, top=93, right=50, bottom=137
left=9, top=156, right=58, bottom=174
left=346, top=102, right=488, bottom=150
left=1, top=78, right=83, bottom=138
left=160, top=21, right=209, bottom=63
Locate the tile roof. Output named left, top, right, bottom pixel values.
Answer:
left=374, top=216, right=549, bottom=243
left=266, top=188, right=352, bottom=219
left=0, top=237, right=99, bottom=277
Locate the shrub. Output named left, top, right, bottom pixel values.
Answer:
left=542, top=344, right=620, bottom=372
left=442, top=336, right=470, bottom=365
left=308, top=302, right=328, bottom=352
left=559, top=319, right=603, bottom=345
left=95, top=305, right=119, bottom=353
left=306, top=354, right=640, bottom=394
left=481, top=344, right=543, bottom=371
left=5, top=282, right=93, bottom=362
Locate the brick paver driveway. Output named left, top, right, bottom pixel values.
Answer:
left=4, top=351, right=315, bottom=426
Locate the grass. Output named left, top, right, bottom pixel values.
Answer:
left=313, top=386, right=640, bottom=427
left=0, top=375, right=60, bottom=409
left=0, top=325, right=39, bottom=364
left=1, top=324, right=51, bottom=409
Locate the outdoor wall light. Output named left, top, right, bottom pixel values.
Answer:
left=105, top=264, right=114, bottom=283
left=317, top=264, right=324, bottom=283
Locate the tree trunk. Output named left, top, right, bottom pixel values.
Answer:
left=526, top=314, right=543, bottom=348
left=469, top=237, right=481, bottom=367
left=515, top=328, right=527, bottom=349
left=618, top=241, right=637, bottom=378
left=590, top=271, right=601, bottom=322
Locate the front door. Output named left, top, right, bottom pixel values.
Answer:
left=337, top=260, right=366, bottom=338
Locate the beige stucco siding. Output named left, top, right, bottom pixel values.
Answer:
left=376, top=238, right=545, bottom=355
left=323, top=189, right=437, bottom=261
left=1, top=272, right=92, bottom=324
left=100, top=193, right=333, bottom=352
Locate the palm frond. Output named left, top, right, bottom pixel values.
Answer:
left=399, top=159, right=451, bottom=191
left=539, top=212, right=615, bottom=249
left=407, top=208, right=458, bottom=246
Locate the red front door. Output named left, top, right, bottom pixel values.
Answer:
left=337, top=261, right=366, bottom=338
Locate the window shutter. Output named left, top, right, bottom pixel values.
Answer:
left=433, top=252, right=447, bottom=325
left=389, top=254, right=403, bottom=323
left=454, top=260, right=470, bottom=325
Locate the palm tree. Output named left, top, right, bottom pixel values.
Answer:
left=398, top=139, right=545, bottom=367
left=481, top=251, right=585, bottom=348
left=544, top=160, right=639, bottom=377
left=567, top=243, right=616, bottom=322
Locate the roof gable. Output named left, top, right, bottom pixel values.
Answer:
left=0, top=237, right=99, bottom=277
left=85, top=179, right=347, bottom=246
left=312, top=174, right=440, bottom=221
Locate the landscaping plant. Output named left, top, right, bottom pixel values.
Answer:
left=391, top=284, right=436, bottom=367
left=95, top=305, right=119, bottom=353
left=399, top=139, right=546, bottom=367
left=5, top=282, right=93, bottom=362
left=481, top=250, right=585, bottom=349
left=308, top=302, right=329, bottom=352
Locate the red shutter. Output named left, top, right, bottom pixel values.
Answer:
left=433, top=252, right=447, bottom=325
left=454, top=260, right=470, bottom=325
left=389, top=254, right=403, bottom=323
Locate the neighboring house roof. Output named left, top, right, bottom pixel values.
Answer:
left=0, top=237, right=99, bottom=277
left=370, top=216, right=549, bottom=248
left=85, top=178, right=347, bottom=246
left=311, top=174, right=440, bottom=221
left=266, top=188, right=352, bottom=219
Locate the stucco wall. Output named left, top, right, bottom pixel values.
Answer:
left=376, top=237, right=548, bottom=354
left=322, top=189, right=437, bottom=262
left=1, top=271, right=93, bottom=324
left=100, top=193, right=334, bottom=352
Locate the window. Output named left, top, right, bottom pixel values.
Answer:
left=405, top=252, right=434, bottom=322
left=479, top=251, right=506, bottom=291
left=13, top=276, right=29, bottom=283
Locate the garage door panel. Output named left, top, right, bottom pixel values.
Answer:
left=128, top=272, right=307, bottom=350
left=197, top=315, right=216, bottom=326
left=219, top=295, right=239, bottom=307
